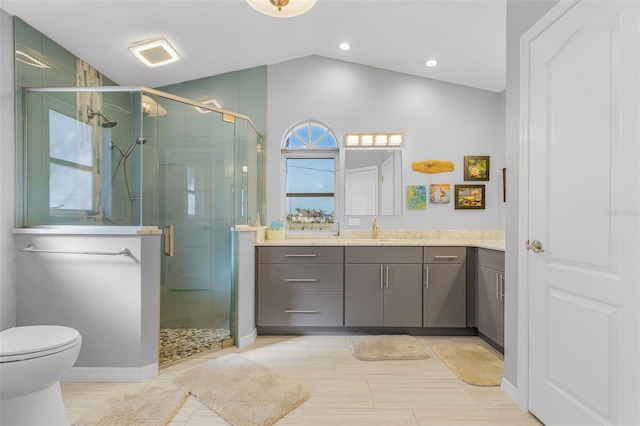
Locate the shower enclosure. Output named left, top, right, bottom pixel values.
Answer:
left=20, top=87, right=264, bottom=359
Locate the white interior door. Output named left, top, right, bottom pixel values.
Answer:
left=380, top=156, right=394, bottom=215
left=525, top=1, right=639, bottom=424
left=345, top=166, right=378, bottom=215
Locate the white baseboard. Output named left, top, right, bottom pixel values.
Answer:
left=62, top=363, right=158, bottom=382
left=501, top=377, right=518, bottom=403
left=237, top=328, right=257, bottom=348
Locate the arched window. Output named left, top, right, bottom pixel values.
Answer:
left=281, top=121, right=338, bottom=232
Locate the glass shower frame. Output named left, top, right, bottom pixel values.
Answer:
left=20, top=86, right=265, bottom=340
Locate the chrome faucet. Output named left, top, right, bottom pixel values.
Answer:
left=372, top=217, right=379, bottom=239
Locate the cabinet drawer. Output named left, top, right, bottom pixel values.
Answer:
left=257, top=246, right=344, bottom=264
left=477, top=248, right=504, bottom=272
left=257, top=294, right=343, bottom=326
left=424, top=246, right=467, bottom=263
left=257, top=264, right=343, bottom=295
left=345, top=246, right=422, bottom=264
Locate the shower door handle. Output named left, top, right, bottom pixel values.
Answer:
left=164, top=225, right=174, bottom=257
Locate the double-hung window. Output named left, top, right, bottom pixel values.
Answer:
left=282, top=121, right=338, bottom=232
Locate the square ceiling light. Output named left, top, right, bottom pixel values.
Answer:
left=129, top=37, right=181, bottom=68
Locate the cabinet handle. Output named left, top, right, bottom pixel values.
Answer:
left=285, top=310, right=318, bottom=314
left=424, top=265, right=429, bottom=288
left=284, top=254, right=317, bottom=257
left=434, top=255, right=458, bottom=260
left=496, top=273, right=500, bottom=300
left=284, top=278, right=317, bottom=283
left=380, top=265, right=384, bottom=288
left=499, top=273, right=505, bottom=301
left=385, top=265, right=389, bottom=288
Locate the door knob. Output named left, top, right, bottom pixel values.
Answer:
left=526, top=239, right=544, bottom=253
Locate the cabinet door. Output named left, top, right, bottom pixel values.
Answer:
left=384, top=264, right=423, bottom=327
left=423, top=263, right=466, bottom=327
left=476, top=266, right=504, bottom=346
left=345, top=264, right=384, bottom=326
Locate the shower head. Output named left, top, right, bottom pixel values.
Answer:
left=87, top=108, right=118, bottom=128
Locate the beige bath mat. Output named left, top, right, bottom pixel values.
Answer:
left=348, top=335, right=431, bottom=361
left=432, top=343, right=503, bottom=386
left=72, top=384, right=189, bottom=426
left=175, top=353, right=311, bottom=426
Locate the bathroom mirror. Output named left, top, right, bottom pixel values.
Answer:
left=344, top=149, right=402, bottom=216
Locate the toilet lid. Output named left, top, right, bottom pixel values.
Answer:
left=0, top=325, right=81, bottom=362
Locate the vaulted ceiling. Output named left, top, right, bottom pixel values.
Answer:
left=1, top=0, right=506, bottom=92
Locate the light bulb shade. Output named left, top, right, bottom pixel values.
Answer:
left=246, top=0, right=316, bottom=17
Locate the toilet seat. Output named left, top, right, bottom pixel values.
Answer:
left=0, top=326, right=82, bottom=363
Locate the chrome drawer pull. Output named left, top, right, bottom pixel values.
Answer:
left=284, top=254, right=317, bottom=257
left=434, top=255, right=458, bottom=259
left=284, top=278, right=317, bottom=282
left=285, top=310, right=318, bottom=314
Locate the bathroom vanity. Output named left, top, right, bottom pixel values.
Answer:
left=253, top=231, right=505, bottom=350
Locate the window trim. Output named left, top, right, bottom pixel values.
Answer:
left=280, top=121, right=339, bottom=234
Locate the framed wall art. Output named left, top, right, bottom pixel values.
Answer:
left=429, top=184, right=450, bottom=203
left=454, top=184, right=485, bottom=209
left=407, top=185, right=427, bottom=210
left=464, top=156, right=490, bottom=181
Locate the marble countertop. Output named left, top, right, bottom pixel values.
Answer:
left=257, top=238, right=504, bottom=251
left=254, top=229, right=505, bottom=251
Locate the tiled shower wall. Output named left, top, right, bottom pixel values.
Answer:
left=15, top=17, right=121, bottom=227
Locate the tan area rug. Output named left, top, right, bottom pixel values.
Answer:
left=348, top=335, right=431, bottom=361
left=72, top=384, right=189, bottom=426
left=432, top=343, right=503, bottom=386
left=175, top=353, right=311, bottom=426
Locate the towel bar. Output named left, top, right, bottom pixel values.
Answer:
left=19, top=243, right=131, bottom=257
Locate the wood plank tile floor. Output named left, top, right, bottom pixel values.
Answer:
left=62, top=335, right=542, bottom=425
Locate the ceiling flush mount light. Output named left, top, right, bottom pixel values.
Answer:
left=129, top=37, right=181, bottom=68
left=345, top=133, right=403, bottom=147
left=425, top=59, right=438, bottom=68
left=246, top=0, right=316, bottom=18
left=339, top=42, right=351, bottom=51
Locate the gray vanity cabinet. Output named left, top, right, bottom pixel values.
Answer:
left=256, top=246, right=344, bottom=327
left=423, top=247, right=467, bottom=327
left=476, top=248, right=505, bottom=347
left=344, top=247, right=423, bottom=327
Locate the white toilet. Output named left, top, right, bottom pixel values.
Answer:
left=0, top=325, right=82, bottom=426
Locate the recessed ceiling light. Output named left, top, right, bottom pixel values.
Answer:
left=339, top=42, right=351, bottom=51
left=129, top=37, right=181, bottom=68
left=425, top=59, right=438, bottom=68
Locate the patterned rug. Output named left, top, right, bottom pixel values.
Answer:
left=159, top=328, right=231, bottom=366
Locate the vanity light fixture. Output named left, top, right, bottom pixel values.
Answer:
left=246, top=0, right=316, bottom=18
left=129, top=37, right=181, bottom=68
left=193, top=98, right=223, bottom=113
left=425, top=59, right=438, bottom=68
left=339, top=42, right=351, bottom=51
left=345, top=133, right=403, bottom=147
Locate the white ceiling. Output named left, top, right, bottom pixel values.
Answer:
left=0, top=0, right=506, bottom=92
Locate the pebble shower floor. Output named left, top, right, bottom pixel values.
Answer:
left=159, top=328, right=231, bottom=366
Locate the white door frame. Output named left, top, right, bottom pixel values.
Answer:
left=516, top=0, right=581, bottom=412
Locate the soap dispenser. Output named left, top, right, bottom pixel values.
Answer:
left=372, top=217, right=379, bottom=239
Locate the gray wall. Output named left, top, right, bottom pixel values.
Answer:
left=266, top=55, right=504, bottom=231
left=504, top=0, right=559, bottom=389
left=0, top=10, right=17, bottom=331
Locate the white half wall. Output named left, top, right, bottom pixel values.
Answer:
left=14, top=231, right=160, bottom=380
